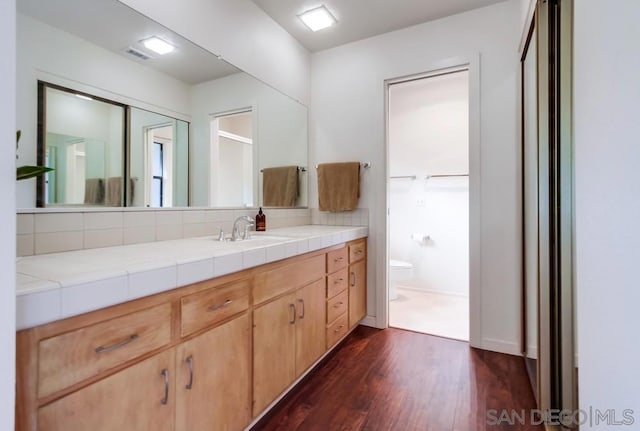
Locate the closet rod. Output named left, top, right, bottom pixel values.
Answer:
left=425, top=174, right=469, bottom=179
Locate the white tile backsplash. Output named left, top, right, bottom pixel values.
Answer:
left=85, top=228, right=124, bottom=249
left=35, top=231, right=84, bottom=254
left=17, top=214, right=34, bottom=234
left=35, top=213, right=83, bottom=233
left=85, top=212, right=124, bottom=230
left=18, top=208, right=311, bottom=256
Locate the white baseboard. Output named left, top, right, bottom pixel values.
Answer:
left=359, top=315, right=377, bottom=328
left=396, top=285, right=469, bottom=298
left=480, top=338, right=522, bottom=356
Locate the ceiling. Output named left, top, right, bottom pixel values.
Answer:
left=252, top=0, right=506, bottom=52
left=18, top=0, right=239, bottom=85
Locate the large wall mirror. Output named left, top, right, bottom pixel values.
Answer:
left=17, top=0, right=308, bottom=209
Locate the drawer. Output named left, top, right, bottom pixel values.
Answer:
left=38, top=303, right=172, bottom=398
left=327, top=247, right=348, bottom=273
left=348, top=240, right=366, bottom=263
left=253, top=254, right=325, bottom=305
left=326, top=289, right=348, bottom=325
left=181, top=279, right=250, bottom=337
left=327, top=267, right=348, bottom=299
left=326, top=313, right=349, bottom=349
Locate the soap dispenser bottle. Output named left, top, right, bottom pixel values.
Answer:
left=256, top=207, right=266, bottom=231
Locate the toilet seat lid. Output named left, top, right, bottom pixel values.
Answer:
left=389, top=259, right=413, bottom=269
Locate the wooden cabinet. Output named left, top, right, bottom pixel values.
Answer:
left=17, top=238, right=366, bottom=431
left=38, top=348, right=175, bottom=431
left=348, top=240, right=367, bottom=328
left=252, top=278, right=326, bottom=416
left=252, top=292, right=297, bottom=415
left=176, top=314, right=250, bottom=431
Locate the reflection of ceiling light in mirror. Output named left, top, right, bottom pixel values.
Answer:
left=298, top=6, right=337, bottom=32
left=140, top=36, right=175, bottom=55
left=76, top=94, right=93, bottom=101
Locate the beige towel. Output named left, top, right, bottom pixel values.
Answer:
left=317, top=162, right=360, bottom=212
left=84, top=178, right=105, bottom=205
left=106, top=177, right=122, bottom=206
left=263, top=166, right=298, bottom=207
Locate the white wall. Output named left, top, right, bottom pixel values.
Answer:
left=311, top=0, right=522, bottom=354
left=16, top=14, right=191, bottom=208
left=575, top=0, right=640, bottom=422
left=0, top=0, right=16, bottom=427
left=118, top=0, right=310, bottom=106
left=190, top=73, right=308, bottom=207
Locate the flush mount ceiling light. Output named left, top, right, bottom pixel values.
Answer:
left=140, top=36, right=175, bottom=55
left=298, top=5, right=337, bottom=32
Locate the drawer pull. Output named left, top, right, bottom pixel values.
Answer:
left=208, top=299, right=232, bottom=312
left=94, top=333, right=139, bottom=354
left=355, top=249, right=363, bottom=255
left=298, top=299, right=305, bottom=319
left=334, top=325, right=345, bottom=333
left=160, top=368, right=170, bottom=405
left=334, top=278, right=343, bottom=284
left=289, top=303, right=296, bottom=324
left=185, top=355, right=194, bottom=390
left=333, top=301, right=344, bottom=308
left=334, top=256, right=344, bottom=263
left=350, top=272, right=356, bottom=287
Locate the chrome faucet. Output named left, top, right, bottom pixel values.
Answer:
left=231, top=215, right=255, bottom=241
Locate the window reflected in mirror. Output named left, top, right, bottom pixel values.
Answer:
left=129, top=108, right=189, bottom=208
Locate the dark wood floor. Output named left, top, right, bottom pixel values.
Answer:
left=252, top=326, right=541, bottom=431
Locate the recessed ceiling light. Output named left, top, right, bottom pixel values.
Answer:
left=76, top=94, right=93, bottom=101
left=298, top=6, right=337, bottom=32
left=140, top=36, right=175, bottom=55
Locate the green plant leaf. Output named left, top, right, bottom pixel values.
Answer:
left=17, top=165, right=53, bottom=181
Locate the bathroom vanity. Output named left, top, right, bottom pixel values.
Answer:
left=15, top=226, right=367, bottom=431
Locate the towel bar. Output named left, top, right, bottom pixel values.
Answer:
left=315, top=162, right=371, bottom=170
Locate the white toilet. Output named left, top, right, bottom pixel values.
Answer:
left=389, top=259, right=414, bottom=301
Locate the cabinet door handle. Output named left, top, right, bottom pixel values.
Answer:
left=334, top=325, right=345, bottom=333
left=333, top=301, right=344, bottom=308
left=356, top=249, right=363, bottom=255
left=160, top=369, right=170, bottom=405
left=289, top=303, right=296, bottom=324
left=94, top=333, right=139, bottom=354
left=334, top=256, right=344, bottom=263
left=350, top=272, right=356, bottom=287
left=208, top=299, right=232, bottom=312
left=298, top=299, right=305, bottom=319
left=185, top=355, right=194, bottom=390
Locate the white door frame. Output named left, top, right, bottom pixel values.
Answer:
left=381, top=55, right=481, bottom=348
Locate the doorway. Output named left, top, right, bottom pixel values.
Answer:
left=386, top=69, right=470, bottom=341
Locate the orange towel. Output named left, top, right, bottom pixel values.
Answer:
left=317, top=162, right=360, bottom=212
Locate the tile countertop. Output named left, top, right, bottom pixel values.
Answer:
left=16, top=225, right=368, bottom=330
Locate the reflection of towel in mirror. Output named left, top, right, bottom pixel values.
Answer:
left=106, top=177, right=122, bottom=206
left=263, top=166, right=298, bottom=207
left=317, top=162, right=360, bottom=212
left=129, top=178, right=135, bottom=206
left=84, top=178, right=105, bottom=205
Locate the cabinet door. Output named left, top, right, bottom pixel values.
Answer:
left=349, top=260, right=367, bottom=327
left=295, top=279, right=327, bottom=376
left=176, top=314, right=250, bottom=431
left=252, top=293, right=297, bottom=416
left=38, top=349, right=175, bottom=431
